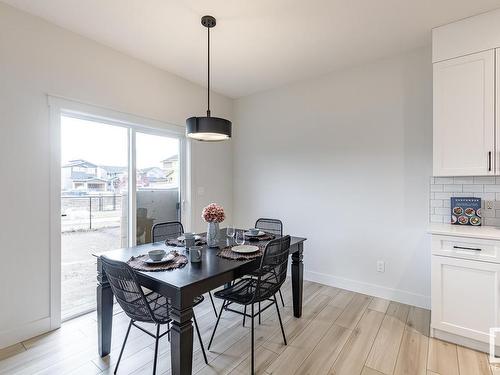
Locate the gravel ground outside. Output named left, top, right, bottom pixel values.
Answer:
left=61, top=226, right=122, bottom=319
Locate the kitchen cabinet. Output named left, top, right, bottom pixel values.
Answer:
left=432, top=254, right=500, bottom=343
left=433, top=50, right=495, bottom=176
left=429, top=224, right=500, bottom=352
left=497, top=49, right=500, bottom=175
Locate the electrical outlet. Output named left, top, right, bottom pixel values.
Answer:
left=377, top=260, right=385, bottom=273
left=486, top=200, right=494, bottom=210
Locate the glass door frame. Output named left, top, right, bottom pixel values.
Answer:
left=49, top=96, right=187, bottom=326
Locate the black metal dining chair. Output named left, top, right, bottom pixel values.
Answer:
left=255, top=218, right=285, bottom=307
left=151, top=221, right=219, bottom=318
left=100, top=256, right=208, bottom=374
left=255, top=218, right=283, bottom=237
left=151, top=221, right=184, bottom=243
left=240, top=218, right=286, bottom=328
left=208, top=236, right=291, bottom=375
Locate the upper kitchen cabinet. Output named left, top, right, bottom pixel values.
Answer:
left=432, top=9, right=500, bottom=176
left=497, top=49, right=500, bottom=176
left=433, top=50, right=495, bottom=176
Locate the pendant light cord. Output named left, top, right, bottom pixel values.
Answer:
left=207, top=26, right=211, bottom=117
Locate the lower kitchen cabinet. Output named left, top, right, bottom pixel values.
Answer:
left=431, top=254, right=500, bottom=344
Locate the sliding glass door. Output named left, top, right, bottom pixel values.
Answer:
left=135, top=132, right=181, bottom=245
left=60, top=116, right=129, bottom=320
left=59, top=113, right=183, bottom=320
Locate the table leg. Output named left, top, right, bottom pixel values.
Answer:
left=170, top=301, right=194, bottom=375
left=97, top=258, right=113, bottom=357
left=291, top=242, right=304, bottom=318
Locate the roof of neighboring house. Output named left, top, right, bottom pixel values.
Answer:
left=146, top=170, right=175, bottom=182
left=74, top=177, right=109, bottom=183
left=71, top=171, right=96, bottom=180
left=101, top=165, right=128, bottom=174
left=161, top=154, right=179, bottom=163
left=140, top=166, right=164, bottom=173
left=62, top=159, right=98, bottom=168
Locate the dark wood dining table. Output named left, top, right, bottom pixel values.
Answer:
left=94, top=228, right=306, bottom=375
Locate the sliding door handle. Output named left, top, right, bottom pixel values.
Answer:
left=488, top=151, right=492, bottom=172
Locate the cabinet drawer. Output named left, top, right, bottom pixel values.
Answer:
left=432, top=235, right=500, bottom=263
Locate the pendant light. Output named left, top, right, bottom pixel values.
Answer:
left=186, top=15, right=232, bottom=142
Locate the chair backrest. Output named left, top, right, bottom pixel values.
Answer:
left=100, top=256, right=158, bottom=323
left=255, top=218, right=283, bottom=236
left=253, top=235, right=291, bottom=303
left=151, top=221, right=184, bottom=242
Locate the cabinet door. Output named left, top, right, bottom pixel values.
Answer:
left=433, top=50, right=495, bottom=176
left=431, top=255, right=500, bottom=343
left=497, top=49, right=500, bottom=175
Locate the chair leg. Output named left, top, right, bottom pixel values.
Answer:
left=274, top=294, right=287, bottom=345
left=152, top=324, right=161, bottom=375
left=251, top=303, right=255, bottom=375
left=114, top=319, right=133, bottom=374
left=167, top=321, right=170, bottom=342
left=258, top=302, right=261, bottom=325
left=208, top=291, right=218, bottom=318
left=242, top=305, right=247, bottom=327
left=193, top=313, right=208, bottom=364
left=278, top=289, right=285, bottom=307
left=208, top=301, right=226, bottom=350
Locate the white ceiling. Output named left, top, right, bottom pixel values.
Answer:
left=3, top=0, right=500, bottom=98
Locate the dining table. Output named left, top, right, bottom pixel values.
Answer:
left=94, top=228, right=306, bottom=375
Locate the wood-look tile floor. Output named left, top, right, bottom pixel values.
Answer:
left=0, top=280, right=497, bottom=375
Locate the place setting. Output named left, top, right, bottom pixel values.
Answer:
left=165, top=232, right=207, bottom=248
left=217, top=226, right=272, bottom=261
left=243, top=227, right=275, bottom=242
left=127, top=248, right=188, bottom=271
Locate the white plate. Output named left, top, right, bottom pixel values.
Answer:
left=244, top=231, right=266, bottom=237
left=177, top=235, right=202, bottom=241
left=143, top=253, right=175, bottom=264
left=231, top=245, right=259, bottom=254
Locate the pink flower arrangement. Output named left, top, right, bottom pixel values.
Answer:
left=202, top=203, right=225, bottom=223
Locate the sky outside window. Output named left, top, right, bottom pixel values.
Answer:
left=61, top=116, right=179, bottom=169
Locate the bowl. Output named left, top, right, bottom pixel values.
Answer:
left=248, top=228, right=260, bottom=236
left=148, top=249, right=166, bottom=261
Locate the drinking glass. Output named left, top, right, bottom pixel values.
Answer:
left=227, top=225, right=235, bottom=238
left=235, top=230, right=245, bottom=246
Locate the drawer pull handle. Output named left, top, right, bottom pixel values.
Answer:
left=453, top=245, right=482, bottom=252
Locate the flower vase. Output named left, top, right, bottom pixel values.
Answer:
left=207, top=222, right=220, bottom=247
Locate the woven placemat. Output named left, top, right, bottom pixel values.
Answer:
left=245, top=233, right=275, bottom=242
left=165, top=238, right=207, bottom=247
left=127, top=250, right=188, bottom=272
left=217, top=233, right=276, bottom=260
left=217, top=244, right=266, bottom=261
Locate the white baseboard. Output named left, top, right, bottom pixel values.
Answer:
left=304, top=270, right=431, bottom=309
left=432, top=328, right=490, bottom=353
left=0, top=317, right=52, bottom=349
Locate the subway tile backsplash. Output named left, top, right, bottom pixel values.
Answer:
left=429, top=176, right=500, bottom=226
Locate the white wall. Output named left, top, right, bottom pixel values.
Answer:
left=233, top=48, right=433, bottom=308
left=0, top=3, right=233, bottom=347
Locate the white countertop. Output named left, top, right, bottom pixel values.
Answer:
left=428, top=223, right=500, bottom=241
